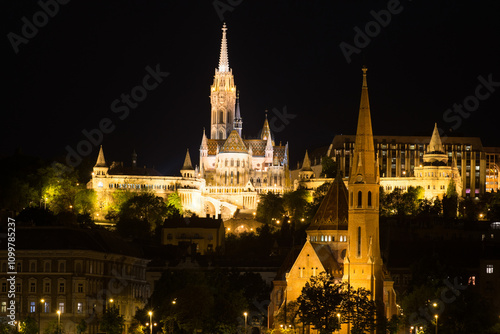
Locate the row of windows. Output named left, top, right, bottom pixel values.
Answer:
left=298, top=267, right=319, bottom=278
left=309, top=235, right=347, bottom=242
left=350, top=191, right=373, bottom=208
left=1, top=280, right=72, bottom=294
left=219, top=158, right=247, bottom=168
left=108, top=183, right=175, bottom=190
left=1, top=301, right=82, bottom=314
left=1, top=261, right=66, bottom=273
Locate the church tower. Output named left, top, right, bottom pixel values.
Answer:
left=210, top=23, right=237, bottom=140
left=343, top=67, right=384, bottom=320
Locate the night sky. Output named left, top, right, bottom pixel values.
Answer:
left=4, top=0, right=500, bottom=176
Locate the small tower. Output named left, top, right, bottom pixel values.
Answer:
left=93, top=146, right=108, bottom=177
left=265, top=131, right=274, bottom=165
left=181, top=149, right=195, bottom=178
left=299, top=150, right=314, bottom=179
left=234, top=91, right=243, bottom=136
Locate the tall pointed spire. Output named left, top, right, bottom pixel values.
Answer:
left=423, top=123, right=448, bottom=165
left=301, top=150, right=313, bottom=171
left=218, top=23, right=229, bottom=72
left=261, top=111, right=272, bottom=142
left=349, top=66, right=377, bottom=184
left=95, top=145, right=107, bottom=167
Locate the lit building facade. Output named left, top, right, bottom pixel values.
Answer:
left=0, top=227, right=150, bottom=334
left=88, top=24, right=290, bottom=220
left=270, top=68, right=397, bottom=333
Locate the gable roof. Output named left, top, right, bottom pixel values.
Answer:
left=220, top=130, right=248, bottom=153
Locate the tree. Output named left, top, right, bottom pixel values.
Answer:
left=256, top=192, right=284, bottom=224
left=166, top=192, right=183, bottom=216
left=274, top=300, right=300, bottom=329
left=320, top=156, right=337, bottom=178
left=100, top=306, right=124, bottom=334
left=283, top=188, right=311, bottom=220
left=76, top=320, right=87, bottom=334
left=19, top=317, right=38, bottom=334
left=443, top=179, right=458, bottom=218
left=342, top=287, right=376, bottom=334
left=43, top=320, right=62, bottom=334
left=297, top=273, right=345, bottom=333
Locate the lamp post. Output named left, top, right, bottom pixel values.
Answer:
left=56, top=310, right=61, bottom=334
left=148, top=311, right=153, bottom=334
left=38, top=299, right=44, bottom=334
left=243, top=312, right=247, bottom=333
left=337, top=313, right=341, bottom=333
left=434, top=314, right=438, bottom=334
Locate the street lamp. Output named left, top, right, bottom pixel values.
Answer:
left=39, top=299, right=45, bottom=334
left=56, top=310, right=61, bottom=334
left=434, top=314, right=438, bottom=334
left=243, top=312, right=247, bottom=333
left=148, top=311, right=153, bottom=334
left=337, top=313, right=341, bottom=332
left=410, top=326, right=414, bottom=334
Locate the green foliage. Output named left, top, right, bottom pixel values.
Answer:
left=283, top=188, right=311, bottom=220
left=297, top=273, right=345, bottom=333
left=296, top=273, right=376, bottom=334
left=166, top=192, right=183, bottom=215
left=115, top=193, right=170, bottom=237
left=19, top=317, right=38, bottom=334
left=148, top=269, right=254, bottom=333
left=380, top=186, right=443, bottom=217
left=256, top=192, right=284, bottom=224
left=100, top=306, right=124, bottom=334
left=305, top=182, right=331, bottom=220
left=274, top=300, right=300, bottom=329
left=0, top=318, right=13, bottom=334
left=43, top=320, right=62, bottom=334
left=76, top=320, right=87, bottom=334
left=320, top=156, right=337, bottom=178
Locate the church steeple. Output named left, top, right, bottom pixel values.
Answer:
left=210, top=24, right=236, bottom=140
left=299, top=150, right=314, bottom=180
left=181, top=149, right=195, bottom=178
left=95, top=145, right=107, bottom=167
left=218, top=23, right=229, bottom=73
left=344, top=67, right=384, bottom=311
left=93, top=145, right=108, bottom=177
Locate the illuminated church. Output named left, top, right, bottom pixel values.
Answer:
left=269, top=68, right=397, bottom=333
left=88, top=24, right=290, bottom=220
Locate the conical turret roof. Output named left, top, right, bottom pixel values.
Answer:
left=307, top=171, right=349, bottom=231
left=427, top=123, right=445, bottom=154
left=301, top=150, right=313, bottom=171
left=182, top=149, right=194, bottom=170
left=94, top=146, right=107, bottom=167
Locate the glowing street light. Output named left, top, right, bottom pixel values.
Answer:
left=148, top=311, right=153, bottom=334
left=39, top=299, right=45, bottom=334
left=56, top=310, right=61, bottom=334
left=434, top=314, right=438, bottom=334
left=243, top=312, right=248, bottom=333
left=337, top=313, right=341, bottom=332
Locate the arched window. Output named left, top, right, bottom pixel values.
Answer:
left=231, top=159, right=234, bottom=167
left=225, top=159, right=228, bottom=167
left=357, top=227, right=361, bottom=257
left=219, top=111, right=223, bottom=123
left=350, top=192, right=353, bottom=207
left=368, top=191, right=372, bottom=207
left=357, top=191, right=362, bottom=208
left=237, top=171, right=240, bottom=184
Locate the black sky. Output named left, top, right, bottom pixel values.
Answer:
left=4, top=0, right=500, bottom=175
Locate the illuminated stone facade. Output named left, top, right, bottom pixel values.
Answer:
left=88, top=24, right=290, bottom=220
left=270, top=69, right=397, bottom=333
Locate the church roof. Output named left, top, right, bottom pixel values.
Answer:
left=307, top=171, right=349, bottom=231
left=260, top=114, right=272, bottom=141
left=220, top=130, right=248, bottom=153
left=182, top=149, right=194, bottom=170
left=108, top=162, right=162, bottom=176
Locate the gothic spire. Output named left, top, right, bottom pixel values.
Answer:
left=349, top=67, right=377, bottom=184
left=218, top=23, right=229, bottom=72
left=235, top=91, right=241, bottom=119
left=95, top=145, right=107, bottom=167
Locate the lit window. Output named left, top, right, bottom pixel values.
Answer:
left=486, top=265, right=494, bottom=274
left=30, top=302, right=36, bottom=313
left=1, top=301, right=6, bottom=313
left=98, top=182, right=103, bottom=188
left=58, top=303, right=65, bottom=313
left=77, top=303, right=83, bottom=314
left=44, top=302, right=50, bottom=313
left=468, top=276, right=476, bottom=285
